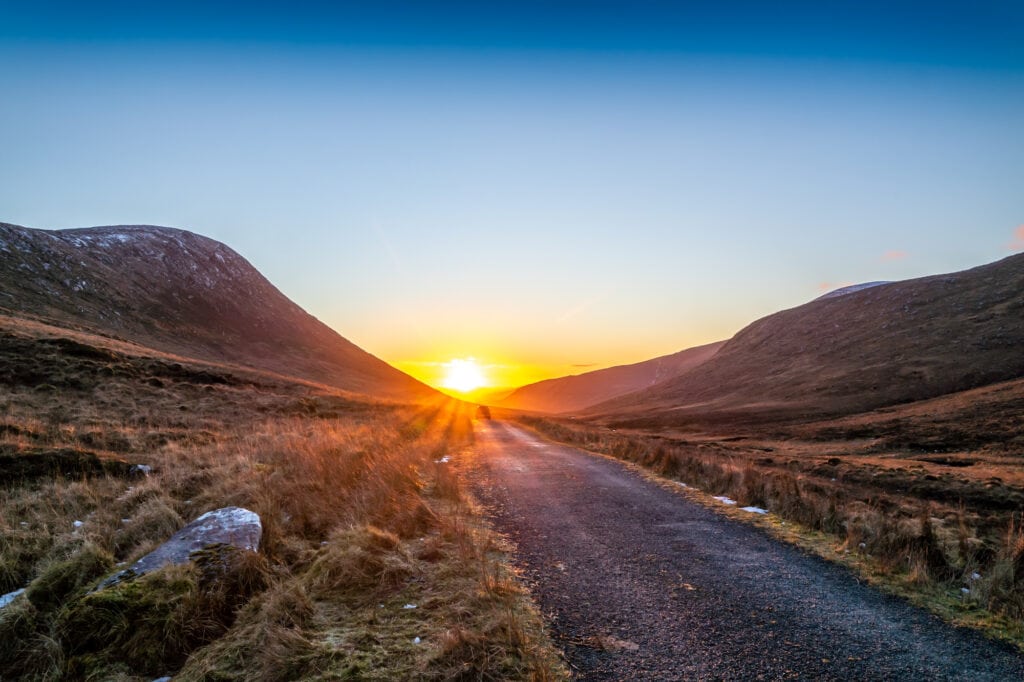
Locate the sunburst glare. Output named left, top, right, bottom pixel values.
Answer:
left=440, top=357, right=488, bottom=393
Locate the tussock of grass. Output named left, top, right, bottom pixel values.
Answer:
left=25, top=541, right=114, bottom=611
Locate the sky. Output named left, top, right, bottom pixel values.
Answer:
left=2, top=1, right=1023, bottom=392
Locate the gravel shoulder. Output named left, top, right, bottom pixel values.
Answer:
left=466, top=420, right=1024, bottom=681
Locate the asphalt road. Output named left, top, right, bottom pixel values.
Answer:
left=466, top=420, right=1024, bottom=681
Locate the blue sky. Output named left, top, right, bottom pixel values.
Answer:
left=2, top=1, right=1022, bottom=387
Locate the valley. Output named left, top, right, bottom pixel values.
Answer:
left=3, top=223, right=1023, bottom=679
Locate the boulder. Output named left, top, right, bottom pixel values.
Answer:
left=98, top=506, right=261, bottom=589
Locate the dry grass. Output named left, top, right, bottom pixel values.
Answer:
left=521, top=415, right=1024, bottom=645
left=0, top=323, right=565, bottom=680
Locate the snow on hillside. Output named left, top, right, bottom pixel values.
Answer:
left=816, top=281, right=890, bottom=301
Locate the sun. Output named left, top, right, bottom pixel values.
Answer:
left=440, top=358, right=488, bottom=394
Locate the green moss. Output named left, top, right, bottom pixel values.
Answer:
left=53, top=545, right=269, bottom=679
left=26, top=542, right=114, bottom=612
left=58, top=564, right=199, bottom=677
left=0, top=596, right=38, bottom=668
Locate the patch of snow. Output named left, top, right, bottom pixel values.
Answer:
left=403, top=603, right=417, bottom=609
left=816, top=281, right=890, bottom=301
left=712, top=496, right=737, bottom=505
left=0, top=588, right=25, bottom=609
left=133, top=464, right=152, bottom=475
left=434, top=456, right=450, bottom=464
left=970, top=572, right=981, bottom=581
left=675, top=482, right=688, bottom=488
left=740, top=506, right=768, bottom=514
left=961, top=587, right=971, bottom=594
left=413, top=637, right=422, bottom=644
left=72, top=520, right=84, bottom=528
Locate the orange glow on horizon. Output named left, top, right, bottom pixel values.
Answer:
left=394, top=355, right=565, bottom=400
left=391, top=334, right=725, bottom=401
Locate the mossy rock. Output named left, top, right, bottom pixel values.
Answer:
left=57, top=545, right=268, bottom=679
left=59, top=564, right=199, bottom=676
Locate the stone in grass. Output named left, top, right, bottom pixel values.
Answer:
left=0, top=588, right=25, bottom=609
left=98, top=506, right=261, bottom=589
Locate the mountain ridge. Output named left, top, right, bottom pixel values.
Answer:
left=588, top=253, right=1024, bottom=425
left=0, top=222, right=436, bottom=401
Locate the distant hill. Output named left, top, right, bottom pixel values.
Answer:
left=496, top=341, right=725, bottom=414
left=590, top=253, right=1024, bottom=426
left=0, top=222, right=436, bottom=401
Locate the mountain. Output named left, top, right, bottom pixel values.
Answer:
left=590, top=253, right=1024, bottom=426
left=496, top=341, right=725, bottom=414
left=0, top=222, right=436, bottom=401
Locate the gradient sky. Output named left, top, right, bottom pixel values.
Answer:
left=2, top=1, right=1022, bottom=390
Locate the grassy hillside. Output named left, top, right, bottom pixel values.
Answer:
left=497, top=341, right=724, bottom=414
left=592, top=253, right=1024, bottom=426
left=0, top=222, right=436, bottom=402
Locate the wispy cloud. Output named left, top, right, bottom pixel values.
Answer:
left=571, top=363, right=598, bottom=368
left=1008, top=225, right=1024, bottom=251
left=880, top=250, right=908, bottom=261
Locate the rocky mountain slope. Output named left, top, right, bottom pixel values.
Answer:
left=496, top=341, right=724, bottom=414
left=0, top=222, right=436, bottom=401
left=591, top=253, right=1024, bottom=425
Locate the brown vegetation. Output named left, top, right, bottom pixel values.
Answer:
left=0, top=222, right=436, bottom=401
left=0, top=319, right=564, bottom=680
left=590, top=252, right=1024, bottom=424
left=496, top=341, right=724, bottom=414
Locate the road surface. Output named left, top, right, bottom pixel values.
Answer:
left=466, top=420, right=1024, bottom=681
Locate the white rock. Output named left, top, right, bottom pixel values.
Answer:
left=98, top=506, right=261, bottom=590
left=0, top=588, right=25, bottom=609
